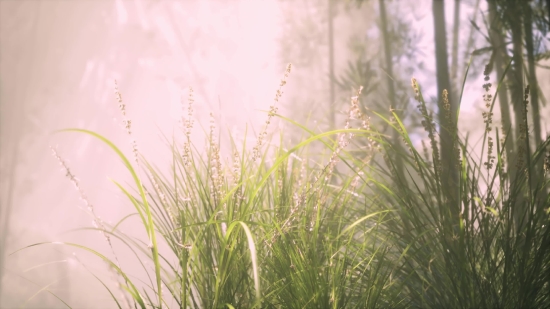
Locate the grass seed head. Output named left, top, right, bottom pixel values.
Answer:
left=544, top=145, right=550, bottom=177
left=113, top=80, right=139, bottom=164
left=50, top=146, right=122, bottom=271
left=442, top=89, right=451, bottom=122
left=253, top=64, right=292, bottom=162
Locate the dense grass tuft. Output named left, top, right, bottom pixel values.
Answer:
left=15, top=64, right=550, bottom=308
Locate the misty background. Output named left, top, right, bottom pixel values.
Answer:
left=1, top=0, right=549, bottom=308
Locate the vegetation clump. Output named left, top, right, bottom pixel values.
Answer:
left=14, top=62, right=550, bottom=308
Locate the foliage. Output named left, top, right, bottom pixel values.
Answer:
left=12, top=61, right=550, bottom=308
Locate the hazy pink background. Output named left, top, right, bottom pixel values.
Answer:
left=1, top=1, right=548, bottom=308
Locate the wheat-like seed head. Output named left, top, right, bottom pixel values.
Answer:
left=411, top=78, right=440, bottom=172
left=114, top=80, right=139, bottom=165
left=50, top=146, right=124, bottom=275
left=544, top=147, right=550, bottom=177
left=252, top=64, right=292, bottom=162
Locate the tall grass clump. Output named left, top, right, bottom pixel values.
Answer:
left=365, top=63, right=550, bottom=308
left=13, top=61, right=550, bottom=308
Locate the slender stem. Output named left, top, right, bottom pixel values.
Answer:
left=328, top=0, right=335, bottom=130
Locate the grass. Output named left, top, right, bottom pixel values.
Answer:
left=12, top=63, right=550, bottom=308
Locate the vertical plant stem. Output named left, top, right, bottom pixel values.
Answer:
left=328, top=0, right=335, bottom=130
left=522, top=0, right=547, bottom=205
left=507, top=0, right=528, bottom=230
left=432, top=0, right=459, bottom=208
left=451, top=0, right=460, bottom=97
left=379, top=0, right=405, bottom=180
left=523, top=1, right=542, bottom=153
left=488, top=0, right=515, bottom=176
